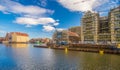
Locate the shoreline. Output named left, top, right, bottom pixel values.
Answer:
left=1, top=43, right=120, bottom=55
left=34, top=45, right=120, bottom=55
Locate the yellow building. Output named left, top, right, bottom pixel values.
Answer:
left=5, top=32, right=29, bottom=43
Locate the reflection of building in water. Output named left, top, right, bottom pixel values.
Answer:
left=4, top=43, right=28, bottom=48
left=11, top=44, right=28, bottom=48
left=4, top=32, right=29, bottom=43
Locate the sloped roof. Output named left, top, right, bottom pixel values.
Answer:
left=68, top=31, right=79, bottom=37
left=11, top=32, right=29, bottom=36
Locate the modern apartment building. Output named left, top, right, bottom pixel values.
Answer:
left=81, top=11, right=99, bottom=44
left=110, top=6, right=120, bottom=44
left=98, top=16, right=111, bottom=43
left=5, top=32, right=29, bottom=43
left=52, top=30, right=79, bottom=44
left=81, top=6, right=120, bottom=44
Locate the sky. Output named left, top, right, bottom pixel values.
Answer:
left=0, top=0, right=119, bottom=39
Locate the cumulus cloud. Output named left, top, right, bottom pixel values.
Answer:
left=15, top=17, right=56, bottom=25
left=53, top=22, right=59, bottom=26
left=0, top=0, right=54, bottom=16
left=43, top=25, right=55, bottom=32
left=57, top=28, right=64, bottom=32
left=14, top=17, right=59, bottom=31
left=42, top=25, right=65, bottom=32
left=57, top=0, right=119, bottom=12
left=0, top=0, right=59, bottom=32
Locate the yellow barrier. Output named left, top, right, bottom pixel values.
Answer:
left=117, top=44, right=120, bottom=48
left=65, top=47, right=68, bottom=54
left=99, top=50, right=104, bottom=54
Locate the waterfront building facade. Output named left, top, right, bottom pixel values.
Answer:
left=110, top=6, right=120, bottom=44
left=5, top=32, right=29, bottom=43
left=81, top=11, right=99, bottom=44
left=81, top=6, right=120, bottom=44
left=52, top=30, right=79, bottom=44
left=69, top=26, right=81, bottom=42
left=29, top=38, right=51, bottom=44
left=98, top=16, right=111, bottom=44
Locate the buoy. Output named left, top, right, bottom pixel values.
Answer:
left=99, top=50, right=104, bottom=54
left=65, top=47, right=68, bottom=53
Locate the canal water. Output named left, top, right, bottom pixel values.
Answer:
left=0, top=44, right=120, bottom=70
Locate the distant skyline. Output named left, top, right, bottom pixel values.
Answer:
left=0, top=0, right=119, bottom=39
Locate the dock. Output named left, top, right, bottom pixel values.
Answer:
left=34, top=44, right=120, bottom=55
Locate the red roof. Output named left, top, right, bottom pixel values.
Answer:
left=11, top=32, right=29, bottom=36
left=68, top=31, right=79, bottom=37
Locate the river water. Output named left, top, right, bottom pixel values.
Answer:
left=0, top=44, right=120, bottom=70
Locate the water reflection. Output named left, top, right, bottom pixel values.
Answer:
left=11, top=44, right=28, bottom=48
left=3, top=43, right=28, bottom=48
left=0, top=44, right=120, bottom=70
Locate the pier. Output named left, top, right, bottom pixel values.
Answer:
left=34, top=44, right=120, bottom=54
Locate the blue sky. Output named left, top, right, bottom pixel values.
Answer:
left=0, top=0, right=119, bottom=39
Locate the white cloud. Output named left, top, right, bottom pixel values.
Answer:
left=57, top=0, right=119, bottom=12
left=0, top=0, right=59, bottom=32
left=57, top=28, right=64, bottom=32
left=53, top=22, right=59, bottom=26
left=42, top=25, right=65, bottom=32
left=43, top=25, right=55, bottom=32
left=15, top=17, right=56, bottom=25
left=0, top=0, right=54, bottom=16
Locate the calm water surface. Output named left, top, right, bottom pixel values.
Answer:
left=0, top=44, right=120, bottom=70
